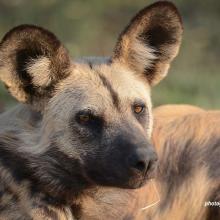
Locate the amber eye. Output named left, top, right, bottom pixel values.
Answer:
left=133, top=105, right=145, bottom=114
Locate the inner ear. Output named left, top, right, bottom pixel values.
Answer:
left=144, top=25, right=176, bottom=49
left=16, top=44, right=44, bottom=74
left=16, top=46, right=45, bottom=96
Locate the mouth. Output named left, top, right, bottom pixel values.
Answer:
left=124, top=160, right=158, bottom=189
left=85, top=159, right=158, bottom=189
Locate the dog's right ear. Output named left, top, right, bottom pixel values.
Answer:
left=0, top=25, right=71, bottom=110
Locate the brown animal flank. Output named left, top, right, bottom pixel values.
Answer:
left=146, top=105, right=220, bottom=220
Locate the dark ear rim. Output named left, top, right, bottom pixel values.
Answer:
left=0, top=24, right=71, bottom=108
left=114, top=1, right=183, bottom=60
left=1, top=24, right=61, bottom=49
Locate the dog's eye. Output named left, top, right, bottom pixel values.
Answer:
left=75, top=109, right=104, bottom=131
left=79, top=114, right=90, bottom=123
left=76, top=110, right=93, bottom=124
left=133, top=104, right=145, bottom=114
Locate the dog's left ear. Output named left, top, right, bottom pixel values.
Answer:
left=112, top=1, right=183, bottom=86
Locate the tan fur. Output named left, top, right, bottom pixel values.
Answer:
left=146, top=105, right=220, bottom=220
left=146, top=168, right=216, bottom=220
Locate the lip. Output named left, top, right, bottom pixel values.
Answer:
left=146, top=162, right=158, bottom=180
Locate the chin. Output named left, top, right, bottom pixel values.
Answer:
left=123, top=177, right=149, bottom=189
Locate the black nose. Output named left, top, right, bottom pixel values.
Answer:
left=127, top=148, right=158, bottom=174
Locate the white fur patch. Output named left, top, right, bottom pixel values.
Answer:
left=132, top=39, right=157, bottom=72
left=27, top=57, right=51, bottom=87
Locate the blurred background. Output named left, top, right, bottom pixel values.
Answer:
left=0, top=0, right=220, bottom=111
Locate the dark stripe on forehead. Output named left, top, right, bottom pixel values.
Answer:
left=97, top=73, right=120, bottom=109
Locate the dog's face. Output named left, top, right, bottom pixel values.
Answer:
left=0, top=2, right=182, bottom=189
left=46, top=61, right=156, bottom=189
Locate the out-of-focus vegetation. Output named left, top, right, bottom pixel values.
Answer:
left=0, top=0, right=220, bottom=110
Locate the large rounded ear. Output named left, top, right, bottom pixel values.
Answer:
left=112, top=1, right=183, bottom=86
left=0, top=25, right=71, bottom=110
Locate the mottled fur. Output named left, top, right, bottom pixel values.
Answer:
left=0, top=2, right=182, bottom=219
left=145, top=105, right=220, bottom=220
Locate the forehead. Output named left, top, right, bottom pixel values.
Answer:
left=56, top=59, right=151, bottom=110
